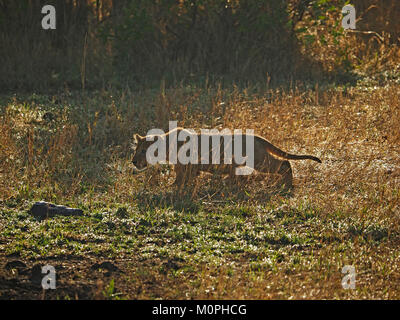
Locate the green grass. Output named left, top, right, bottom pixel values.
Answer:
left=0, top=188, right=399, bottom=299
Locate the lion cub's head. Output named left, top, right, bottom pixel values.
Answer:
left=131, top=133, right=152, bottom=173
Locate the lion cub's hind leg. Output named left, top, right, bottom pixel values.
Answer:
left=276, top=160, right=293, bottom=191
left=255, top=158, right=293, bottom=191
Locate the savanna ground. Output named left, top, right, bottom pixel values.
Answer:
left=1, top=0, right=400, bottom=300
left=1, top=76, right=400, bottom=299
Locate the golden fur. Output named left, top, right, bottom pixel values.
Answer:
left=131, top=127, right=321, bottom=189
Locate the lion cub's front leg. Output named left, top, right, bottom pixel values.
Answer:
left=174, top=163, right=200, bottom=187
left=276, top=160, right=293, bottom=191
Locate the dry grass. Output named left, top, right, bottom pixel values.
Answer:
left=0, top=77, right=399, bottom=299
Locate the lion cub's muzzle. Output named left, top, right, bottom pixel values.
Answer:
left=131, top=159, right=148, bottom=174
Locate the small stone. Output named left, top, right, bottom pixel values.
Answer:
left=29, top=201, right=83, bottom=219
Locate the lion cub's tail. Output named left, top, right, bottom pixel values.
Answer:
left=266, top=142, right=322, bottom=163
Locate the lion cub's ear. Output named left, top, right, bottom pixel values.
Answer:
left=132, top=133, right=144, bottom=150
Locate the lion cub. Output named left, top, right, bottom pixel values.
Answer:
left=131, top=127, right=321, bottom=190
